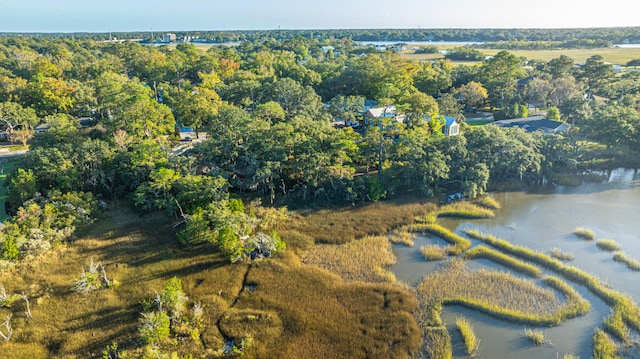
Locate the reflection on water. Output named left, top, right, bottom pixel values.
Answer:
left=391, top=169, right=640, bottom=358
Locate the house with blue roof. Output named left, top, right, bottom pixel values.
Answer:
left=442, top=116, right=461, bottom=136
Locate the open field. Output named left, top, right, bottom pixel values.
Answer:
left=0, top=201, right=426, bottom=358
left=401, top=46, right=640, bottom=65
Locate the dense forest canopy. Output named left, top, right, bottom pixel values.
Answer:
left=0, top=29, right=640, bottom=357
left=3, top=27, right=640, bottom=44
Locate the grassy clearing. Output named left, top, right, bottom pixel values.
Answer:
left=474, top=195, right=501, bottom=210
left=401, top=47, right=640, bottom=65
left=464, top=229, right=640, bottom=336
left=455, top=316, right=479, bottom=355
left=466, top=119, right=494, bottom=126
left=0, top=202, right=424, bottom=358
left=417, top=259, right=587, bottom=326
left=420, top=244, right=449, bottom=261
left=281, top=199, right=436, bottom=247
left=593, top=328, right=619, bottom=359
left=613, top=252, right=640, bottom=271
left=407, top=223, right=471, bottom=254
left=464, top=246, right=541, bottom=277
left=389, top=229, right=416, bottom=247
left=299, top=235, right=397, bottom=283
left=436, top=202, right=495, bottom=219
left=523, top=328, right=546, bottom=346
left=596, top=239, right=622, bottom=252
left=574, top=227, right=596, bottom=240
left=550, top=247, right=575, bottom=261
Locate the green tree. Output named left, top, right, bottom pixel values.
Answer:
left=399, top=91, right=439, bottom=127
left=255, top=101, right=286, bottom=126
left=0, top=101, right=38, bottom=143
left=457, top=81, right=488, bottom=111
left=478, top=51, right=526, bottom=108
left=577, top=55, right=615, bottom=96
left=584, top=105, right=640, bottom=150
left=437, top=93, right=465, bottom=121
left=546, top=55, right=575, bottom=79
left=8, top=168, right=37, bottom=208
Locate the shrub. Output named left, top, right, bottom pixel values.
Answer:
left=72, top=258, right=112, bottom=293
left=1, top=237, right=19, bottom=261
left=455, top=316, right=479, bottom=355
left=574, top=227, right=595, bottom=240
left=162, top=277, right=188, bottom=319
left=139, top=311, right=171, bottom=344
left=596, top=239, right=621, bottom=252
left=523, top=328, right=545, bottom=346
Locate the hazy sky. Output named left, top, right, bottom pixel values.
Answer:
left=1, top=0, right=638, bottom=33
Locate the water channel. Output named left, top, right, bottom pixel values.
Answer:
left=391, top=168, right=640, bottom=358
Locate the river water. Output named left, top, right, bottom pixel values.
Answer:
left=391, top=168, right=640, bottom=358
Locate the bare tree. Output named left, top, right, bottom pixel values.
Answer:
left=0, top=314, right=12, bottom=341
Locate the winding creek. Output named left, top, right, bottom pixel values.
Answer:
left=391, top=168, right=640, bottom=358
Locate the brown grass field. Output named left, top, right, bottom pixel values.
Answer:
left=401, top=46, right=640, bottom=66
left=0, top=199, right=430, bottom=358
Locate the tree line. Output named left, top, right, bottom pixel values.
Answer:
left=0, top=34, right=639, bottom=264
left=6, top=27, right=640, bottom=44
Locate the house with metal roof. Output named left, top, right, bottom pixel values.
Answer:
left=491, top=115, right=570, bottom=134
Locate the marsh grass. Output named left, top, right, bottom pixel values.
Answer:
left=407, top=223, right=471, bottom=254
left=603, top=306, right=630, bottom=343
left=456, top=316, right=479, bottom=355
left=436, top=202, right=495, bottom=219
left=0, top=202, right=423, bottom=358
left=550, top=247, right=575, bottom=261
left=237, top=258, right=422, bottom=358
left=282, top=199, right=436, bottom=246
left=596, top=239, right=622, bottom=252
left=389, top=229, right=416, bottom=247
left=420, top=245, right=449, bottom=261
left=523, top=328, right=546, bottom=346
left=417, top=259, right=586, bottom=326
left=574, top=227, right=596, bottom=240
left=593, top=328, right=618, bottom=359
left=464, top=246, right=541, bottom=277
left=613, top=251, right=640, bottom=271
left=299, top=235, right=397, bottom=283
left=474, top=196, right=501, bottom=210
left=464, top=229, right=640, bottom=336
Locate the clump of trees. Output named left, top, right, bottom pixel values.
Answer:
left=0, top=32, right=639, bottom=268
left=138, top=277, right=204, bottom=356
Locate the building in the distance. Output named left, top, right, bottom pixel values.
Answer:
left=162, top=33, right=177, bottom=43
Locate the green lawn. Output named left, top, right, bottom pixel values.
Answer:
left=466, top=119, right=493, bottom=126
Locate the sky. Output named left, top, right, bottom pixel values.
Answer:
left=0, top=0, right=639, bottom=33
